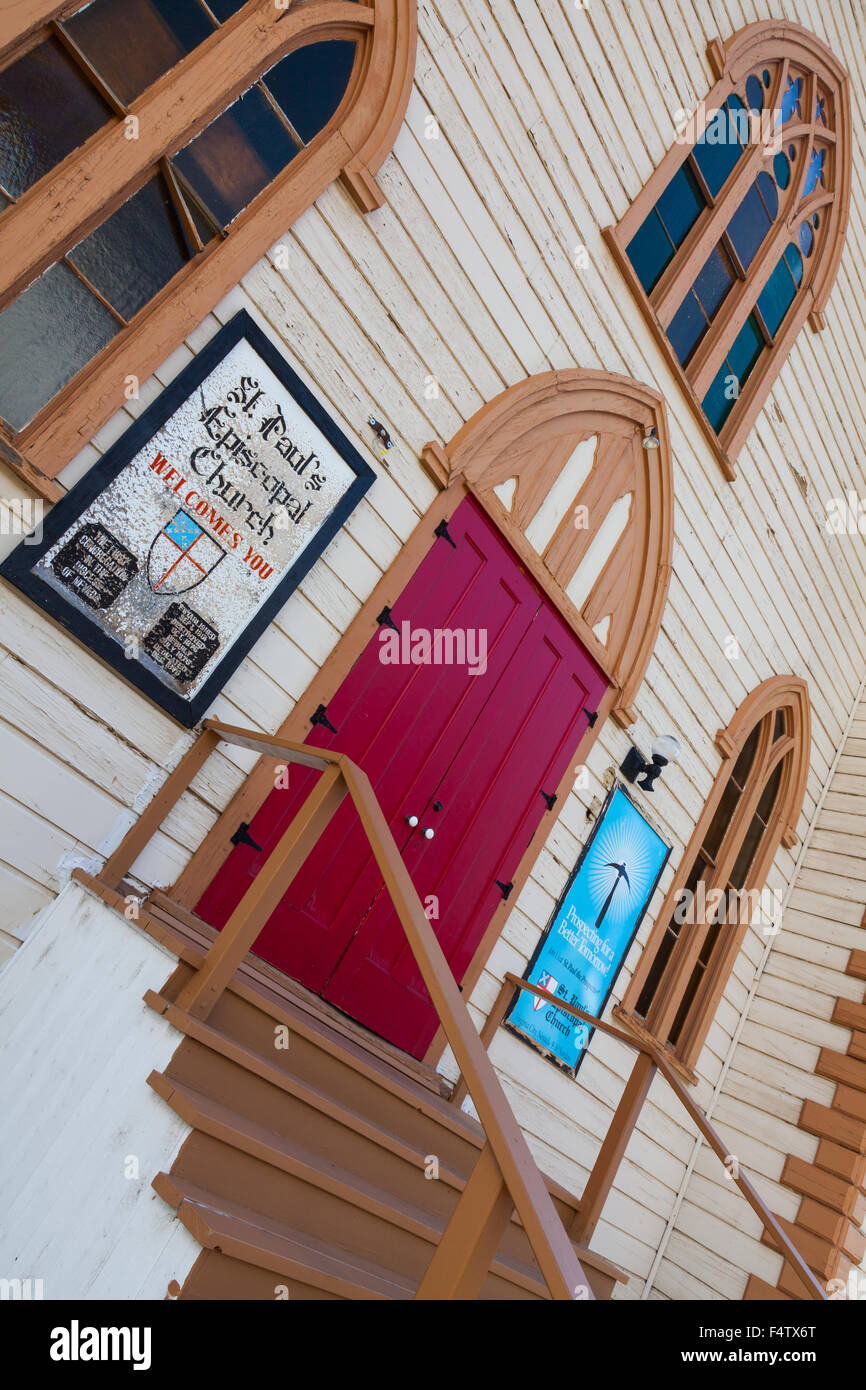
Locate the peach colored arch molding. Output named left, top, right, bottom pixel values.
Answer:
left=714, top=674, right=811, bottom=852
left=421, top=370, right=674, bottom=728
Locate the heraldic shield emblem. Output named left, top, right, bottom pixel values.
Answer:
left=147, top=511, right=226, bottom=595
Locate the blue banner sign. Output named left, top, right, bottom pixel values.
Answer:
left=506, top=783, right=670, bottom=1074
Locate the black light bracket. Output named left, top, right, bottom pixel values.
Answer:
left=368, top=416, right=393, bottom=449
left=620, top=746, right=668, bottom=793
left=311, top=703, right=338, bottom=734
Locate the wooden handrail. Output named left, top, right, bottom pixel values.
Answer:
left=500, top=973, right=827, bottom=1301
left=95, top=714, right=825, bottom=1301
left=99, top=716, right=595, bottom=1300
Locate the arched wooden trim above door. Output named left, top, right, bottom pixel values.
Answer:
left=421, top=371, right=674, bottom=728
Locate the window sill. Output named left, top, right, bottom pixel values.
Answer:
left=611, top=1003, right=699, bottom=1087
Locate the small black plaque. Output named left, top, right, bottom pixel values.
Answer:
left=51, top=523, right=138, bottom=611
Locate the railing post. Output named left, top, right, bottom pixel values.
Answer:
left=339, top=759, right=593, bottom=1300
left=175, top=763, right=347, bottom=1021
left=101, top=727, right=222, bottom=891
left=450, top=977, right=516, bottom=1110
left=415, top=1143, right=514, bottom=1300
left=571, top=1051, right=656, bottom=1245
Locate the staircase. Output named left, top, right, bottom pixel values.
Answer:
left=146, top=948, right=626, bottom=1300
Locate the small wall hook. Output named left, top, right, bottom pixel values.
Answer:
left=368, top=416, right=393, bottom=450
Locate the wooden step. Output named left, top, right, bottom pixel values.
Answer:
left=155, top=1173, right=415, bottom=1301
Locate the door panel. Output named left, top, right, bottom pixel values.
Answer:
left=323, top=601, right=608, bottom=1054
left=195, top=495, right=608, bottom=1058
left=196, top=500, right=541, bottom=988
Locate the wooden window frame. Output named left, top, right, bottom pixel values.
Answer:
left=604, top=21, right=851, bottom=482
left=0, top=0, right=416, bottom=501
left=615, top=676, right=811, bottom=1080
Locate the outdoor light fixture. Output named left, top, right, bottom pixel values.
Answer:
left=642, top=426, right=660, bottom=450
left=620, top=734, right=681, bottom=792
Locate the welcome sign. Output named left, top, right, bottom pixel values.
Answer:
left=1, top=312, right=374, bottom=725
left=506, top=784, right=670, bottom=1075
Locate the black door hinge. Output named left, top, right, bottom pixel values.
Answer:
left=311, top=703, right=338, bottom=734
left=230, top=821, right=263, bottom=852
left=584, top=708, right=598, bottom=727
left=494, top=879, right=513, bottom=900
left=540, top=790, right=557, bottom=811
left=434, top=518, right=457, bottom=548
left=376, top=605, right=399, bottom=631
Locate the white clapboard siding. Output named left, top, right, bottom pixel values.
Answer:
left=0, top=0, right=865, bottom=1297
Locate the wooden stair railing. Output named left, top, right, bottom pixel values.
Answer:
left=89, top=718, right=595, bottom=1301
left=457, top=974, right=828, bottom=1302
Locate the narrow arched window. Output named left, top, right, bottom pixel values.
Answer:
left=605, top=22, right=850, bottom=480
left=616, top=678, right=810, bottom=1074
left=0, top=0, right=416, bottom=495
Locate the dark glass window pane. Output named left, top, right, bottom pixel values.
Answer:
left=756, top=759, right=784, bottom=825
left=635, top=926, right=677, bottom=1017
left=0, top=262, right=117, bottom=431
left=657, top=162, right=705, bottom=248
left=626, top=208, right=675, bottom=293
left=0, top=36, right=111, bottom=197
left=773, top=151, right=791, bottom=189
left=669, top=241, right=737, bottom=364
left=757, top=245, right=802, bottom=338
left=732, top=724, right=760, bottom=785
left=703, top=363, right=735, bottom=433
left=667, top=290, right=705, bottom=365
left=729, top=812, right=764, bottom=891
left=67, top=176, right=191, bottom=320
left=65, top=0, right=215, bottom=106
left=774, top=710, right=787, bottom=741
left=727, top=175, right=777, bottom=271
left=173, top=85, right=299, bottom=227
left=703, top=774, right=741, bottom=861
left=264, top=40, right=356, bottom=144
left=206, top=0, right=249, bottom=18
left=667, top=960, right=704, bottom=1047
left=693, top=97, right=746, bottom=198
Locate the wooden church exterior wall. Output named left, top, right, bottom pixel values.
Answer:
left=2, top=0, right=866, bottom=1295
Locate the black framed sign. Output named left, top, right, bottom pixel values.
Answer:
left=505, top=782, right=671, bottom=1077
left=1, top=311, right=375, bottom=726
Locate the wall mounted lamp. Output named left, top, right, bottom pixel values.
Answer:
left=642, top=426, right=660, bottom=450
left=620, top=734, right=681, bottom=792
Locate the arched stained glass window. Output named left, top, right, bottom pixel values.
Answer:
left=605, top=22, right=851, bottom=480
left=0, top=0, right=416, bottom=493
left=616, top=677, right=810, bottom=1075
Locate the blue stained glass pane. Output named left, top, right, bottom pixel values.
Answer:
left=784, top=244, right=803, bottom=285
left=667, top=291, right=706, bottom=365
left=656, top=163, right=705, bottom=248
left=701, top=315, right=764, bottom=435
left=773, top=152, right=790, bottom=189
left=727, top=181, right=772, bottom=270
left=745, top=75, right=764, bottom=113
left=264, top=41, right=356, bottom=145
left=802, top=148, right=826, bottom=198
left=173, top=86, right=299, bottom=227
left=626, top=208, right=675, bottom=293
left=702, top=364, right=736, bottom=433
left=728, top=313, right=764, bottom=381
left=756, top=251, right=800, bottom=338
left=779, top=76, right=802, bottom=125
left=694, top=244, right=735, bottom=318
left=799, top=221, right=814, bottom=257
left=693, top=99, right=746, bottom=197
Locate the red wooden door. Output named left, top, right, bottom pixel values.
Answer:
left=196, top=497, right=607, bottom=1057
